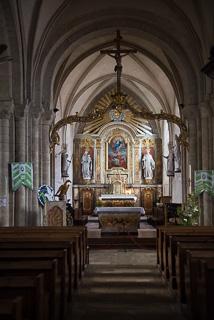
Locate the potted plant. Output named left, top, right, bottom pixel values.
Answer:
left=177, top=193, right=201, bottom=226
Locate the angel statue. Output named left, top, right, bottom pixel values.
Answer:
left=55, top=180, right=71, bottom=200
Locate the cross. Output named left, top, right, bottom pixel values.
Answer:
left=100, top=30, right=137, bottom=94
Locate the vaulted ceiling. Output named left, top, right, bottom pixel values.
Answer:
left=0, top=0, right=212, bottom=138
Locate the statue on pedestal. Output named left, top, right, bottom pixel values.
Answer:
left=174, top=134, right=181, bottom=172
left=142, top=149, right=155, bottom=179
left=81, top=150, right=92, bottom=180
left=163, top=143, right=174, bottom=176
left=61, top=152, right=71, bottom=177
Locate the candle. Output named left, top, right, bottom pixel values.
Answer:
left=188, top=164, right=192, bottom=194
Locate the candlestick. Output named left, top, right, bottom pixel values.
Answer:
left=188, top=164, right=192, bottom=194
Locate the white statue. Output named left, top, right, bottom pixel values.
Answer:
left=163, top=143, right=174, bottom=176
left=81, top=150, right=92, bottom=179
left=142, top=149, right=155, bottom=179
left=61, top=152, right=71, bottom=177
left=174, top=134, right=181, bottom=172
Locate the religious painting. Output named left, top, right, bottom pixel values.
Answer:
left=107, top=136, right=127, bottom=169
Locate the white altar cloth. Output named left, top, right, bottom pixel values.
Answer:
left=99, top=194, right=137, bottom=201
left=94, top=207, right=145, bottom=215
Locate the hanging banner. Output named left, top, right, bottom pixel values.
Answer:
left=11, top=162, right=33, bottom=191
left=195, top=170, right=214, bottom=196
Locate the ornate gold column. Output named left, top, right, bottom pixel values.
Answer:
left=0, top=101, right=14, bottom=226
left=73, top=139, right=80, bottom=184
left=96, top=140, right=101, bottom=184
left=134, top=141, right=140, bottom=183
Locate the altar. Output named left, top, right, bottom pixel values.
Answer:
left=99, top=194, right=137, bottom=207
left=94, top=207, right=145, bottom=232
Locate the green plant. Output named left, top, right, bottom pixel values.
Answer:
left=97, top=199, right=104, bottom=207
left=177, top=193, right=201, bottom=226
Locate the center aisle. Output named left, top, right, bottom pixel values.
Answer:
left=66, top=249, right=187, bottom=320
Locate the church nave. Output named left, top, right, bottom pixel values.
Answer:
left=67, top=249, right=187, bottom=320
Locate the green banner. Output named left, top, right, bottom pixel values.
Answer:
left=11, top=163, right=33, bottom=191
left=195, top=170, right=214, bottom=196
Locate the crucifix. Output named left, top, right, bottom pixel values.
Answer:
left=100, top=30, right=137, bottom=94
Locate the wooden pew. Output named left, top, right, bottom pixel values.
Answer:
left=174, top=242, right=214, bottom=303
left=168, top=237, right=214, bottom=289
left=0, top=240, right=76, bottom=297
left=184, top=250, right=214, bottom=320
left=197, top=260, right=214, bottom=320
left=156, top=226, right=214, bottom=275
left=0, top=249, right=68, bottom=318
left=0, top=226, right=87, bottom=270
left=0, top=260, right=61, bottom=320
left=0, top=227, right=85, bottom=280
left=0, top=274, right=46, bottom=320
left=0, top=296, right=23, bottom=320
left=163, top=230, right=214, bottom=278
left=156, top=226, right=214, bottom=268
left=0, top=233, right=81, bottom=291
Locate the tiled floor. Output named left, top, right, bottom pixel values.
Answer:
left=66, top=249, right=187, bottom=320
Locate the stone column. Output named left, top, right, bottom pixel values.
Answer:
left=199, top=101, right=212, bottom=225
left=42, top=110, right=55, bottom=185
left=29, top=108, right=44, bottom=225
left=40, top=110, right=55, bottom=226
left=14, top=105, right=29, bottom=226
left=183, top=105, right=199, bottom=191
left=0, top=101, right=14, bottom=226
left=210, top=96, right=214, bottom=225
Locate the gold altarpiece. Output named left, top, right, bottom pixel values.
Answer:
left=73, top=125, right=163, bottom=213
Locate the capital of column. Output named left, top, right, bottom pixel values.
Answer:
left=14, top=104, right=29, bottom=120
left=42, top=109, right=55, bottom=126
left=134, top=140, right=140, bottom=148
left=0, top=100, right=14, bottom=119
left=182, top=104, right=200, bottom=120
left=198, top=101, right=210, bottom=118
left=30, top=106, right=44, bottom=124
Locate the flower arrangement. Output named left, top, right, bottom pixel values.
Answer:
left=97, top=199, right=104, bottom=207
left=177, top=193, right=201, bottom=226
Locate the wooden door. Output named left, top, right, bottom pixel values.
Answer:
left=142, top=187, right=154, bottom=215
left=82, top=187, right=93, bottom=215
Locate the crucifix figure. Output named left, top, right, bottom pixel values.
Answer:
left=100, top=30, right=137, bottom=94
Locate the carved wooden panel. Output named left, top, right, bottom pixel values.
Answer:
left=48, top=205, right=64, bottom=226
left=142, top=187, right=154, bottom=215
left=82, top=187, right=93, bottom=215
